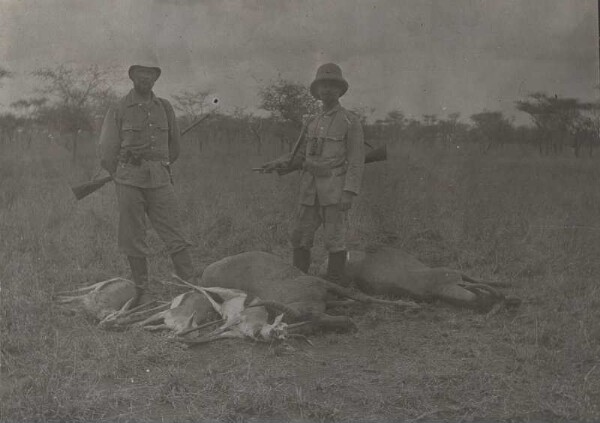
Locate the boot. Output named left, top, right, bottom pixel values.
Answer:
left=292, top=248, right=311, bottom=273
left=127, top=256, right=151, bottom=305
left=326, top=250, right=349, bottom=287
left=171, top=248, right=195, bottom=281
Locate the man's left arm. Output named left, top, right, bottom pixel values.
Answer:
left=163, top=99, right=181, bottom=164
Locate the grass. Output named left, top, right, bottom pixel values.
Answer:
left=1, top=134, right=600, bottom=422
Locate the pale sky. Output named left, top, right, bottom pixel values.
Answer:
left=0, top=0, right=598, bottom=123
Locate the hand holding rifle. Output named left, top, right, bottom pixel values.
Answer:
left=255, top=123, right=307, bottom=175
left=254, top=123, right=387, bottom=176
left=71, top=112, right=214, bottom=200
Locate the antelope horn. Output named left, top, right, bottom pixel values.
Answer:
left=286, top=321, right=313, bottom=330
left=461, top=274, right=512, bottom=288
left=460, top=282, right=503, bottom=299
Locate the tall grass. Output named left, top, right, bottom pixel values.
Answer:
left=1, top=133, right=599, bottom=421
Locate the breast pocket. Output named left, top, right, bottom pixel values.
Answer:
left=120, top=123, right=143, bottom=147
left=321, top=135, right=346, bottom=158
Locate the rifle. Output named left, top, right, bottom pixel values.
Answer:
left=71, top=113, right=214, bottom=200
left=253, top=144, right=387, bottom=175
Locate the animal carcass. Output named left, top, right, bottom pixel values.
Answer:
left=54, top=278, right=142, bottom=326
left=173, top=285, right=289, bottom=345
left=129, top=291, right=218, bottom=335
left=341, top=246, right=518, bottom=312
left=191, top=251, right=418, bottom=334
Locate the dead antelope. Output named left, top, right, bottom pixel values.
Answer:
left=109, top=290, right=218, bottom=335
left=187, top=251, right=419, bottom=334
left=172, top=284, right=288, bottom=345
left=339, top=246, right=520, bottom=312
left=54, top=278, right=148, bottom=326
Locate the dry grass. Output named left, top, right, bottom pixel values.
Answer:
left=1, top=135, right=599, bottom=422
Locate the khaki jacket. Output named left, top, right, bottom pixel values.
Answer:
left=294, top=104, right=365, bottom=206
left=99, top=89, right=180, bottom=188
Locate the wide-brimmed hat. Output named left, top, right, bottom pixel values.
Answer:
left=309, top=63, right=348, bottom=100
left=128, top=63, right=161, bottom=80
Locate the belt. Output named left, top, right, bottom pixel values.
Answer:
left=303, top=161, right=347, bottom=177
left=120, top=151, right=167, bottom=166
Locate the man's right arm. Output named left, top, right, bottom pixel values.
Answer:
left=98, top=107, right=121, bottom=175
left=261, top=136, right=307, bottom=174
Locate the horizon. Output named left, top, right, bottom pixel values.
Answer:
left=1, top=0, right=598, bottom=126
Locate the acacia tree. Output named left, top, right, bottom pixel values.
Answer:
left=258, top=79, right=319, bottom=128
left=470, top=111, right=514, bottom=152
left=437, top=112, right=468, bottom=148
left=374, top=109, right=405, bottom=142
left=0, top=67, right=11, bottom=84
left=172, top=89, right=213, bottom=124
left=516, top=92, right=594, bottom=156
left=0, top=68, right=17, bottom=144
left=31, top=64, right=115, bottom=162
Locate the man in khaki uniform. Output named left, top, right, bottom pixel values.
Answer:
left=99, top=62, right=194, bottom=298
left=262, top=63, right=365, bottom=286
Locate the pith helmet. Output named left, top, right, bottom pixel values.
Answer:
left=309, top=63, right=349, bottom=100
left=128, top=55, right=161, bottom=80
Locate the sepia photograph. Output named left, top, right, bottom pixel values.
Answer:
left=0, top=0, right=599, bottom=421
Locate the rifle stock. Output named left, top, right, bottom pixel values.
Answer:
left=71, top=176, right=113, bottom=200
left=364, top=144, right=387, bottom=164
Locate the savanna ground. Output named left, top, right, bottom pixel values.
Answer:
left=1, top=132, right=599, bottom=423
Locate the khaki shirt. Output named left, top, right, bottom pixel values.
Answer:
left=294, top=104, right=365, bottom=206
left=99, top=89, right=180, bottom=188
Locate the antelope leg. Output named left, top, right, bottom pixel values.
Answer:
left=143, top=324, right=169, bottom=332
left=181, top=330, right=244, bottom=346
left=120, top=299, right=161, bottom=316
left=55, top=278, right=124, bottom=296
left=325, top=299, right=357, bottom=308
left=176, top=318, right=224, bottom=337
left=125, top=303, right=171, bottom=321
left=136, top=311, right=168, bottom=327
left=55, top=296, right=83, bottom=304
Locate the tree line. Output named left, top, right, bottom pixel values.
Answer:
left=1, top=65, right=598, bottom=159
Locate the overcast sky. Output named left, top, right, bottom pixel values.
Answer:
left=0, top=0, right=598, bottom=123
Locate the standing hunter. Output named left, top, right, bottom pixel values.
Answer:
left=261, top=63, right=365, bottom=286
left=99, top=61, right=194, bottom=301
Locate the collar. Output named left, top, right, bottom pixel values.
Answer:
left=321, top=103, right=342, bottom=117
left=124, top=89, right=160, bottom=107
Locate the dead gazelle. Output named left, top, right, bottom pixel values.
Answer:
left=172, top=280, right=289, bottom=345
left=129, top=291, right=218, bottom=335
left=54, top=278, right=152, bottom=326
